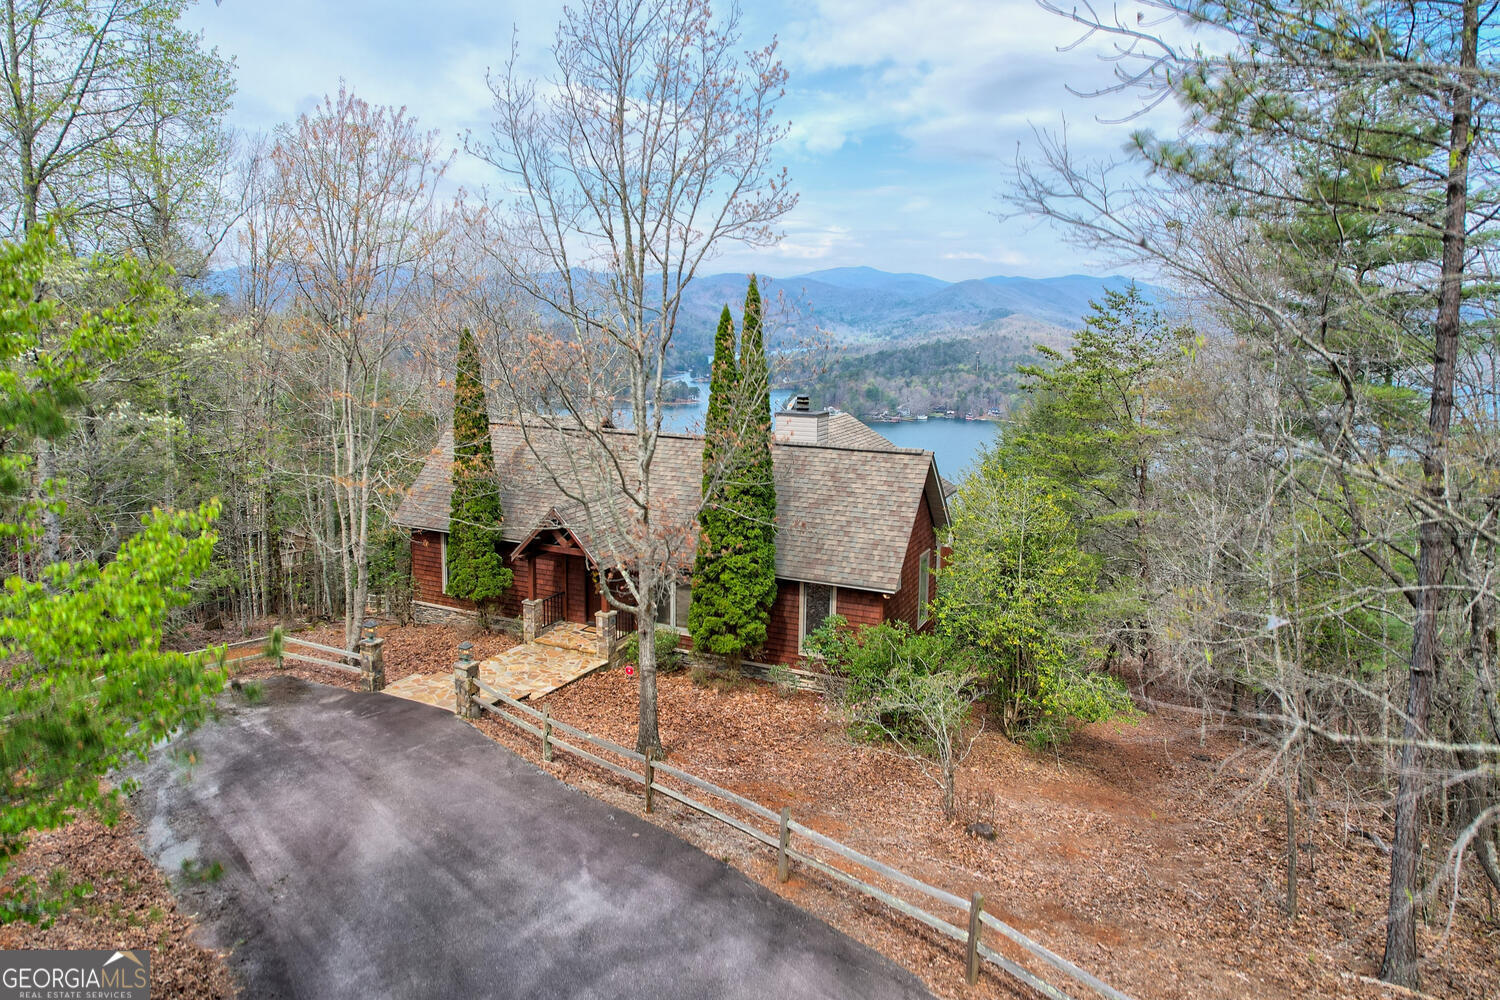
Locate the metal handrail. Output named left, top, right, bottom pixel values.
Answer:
left=536, top=591, right=565, bottom=632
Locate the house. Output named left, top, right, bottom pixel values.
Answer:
left=392, top=401, right=951, bottom=666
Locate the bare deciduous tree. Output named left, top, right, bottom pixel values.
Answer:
left=269, top=88, right=454, bottom=650
left=467, top=0, right=795, bottom=754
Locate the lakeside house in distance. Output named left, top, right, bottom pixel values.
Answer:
left=393, top=400, right=951, bottom=666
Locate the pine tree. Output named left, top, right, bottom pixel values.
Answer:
left=689, top=282, right=778, bottom=668
left=446, top=329, right=512, bottom=613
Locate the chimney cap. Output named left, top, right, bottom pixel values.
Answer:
left=781, top=394, right=832, bottom=414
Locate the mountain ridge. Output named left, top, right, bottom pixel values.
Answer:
left=199, top=263, right=1160, bottom=370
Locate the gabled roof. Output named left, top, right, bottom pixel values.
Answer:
left=395, top=416, right=948, bottom=594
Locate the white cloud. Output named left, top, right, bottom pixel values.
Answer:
left=186, top=0, right=1169, bottom=279
left=772, top=224, right=857, bottom=260
left=780, top=0, right=1187, bottom=161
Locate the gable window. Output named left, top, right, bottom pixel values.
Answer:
left=440, top=532, right=450, bottom=594
left=917, top=549, right=931, bottom=627
left=800, top=583, right=836, bottom=653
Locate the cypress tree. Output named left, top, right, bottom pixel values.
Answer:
left=699, top=306, right=740, bottom=492
left=734, top=275, right=779, bottom=645
left=690, top=306, right=743, bottom=661
left=689, top=283, right=778, bottom=667
left=446, top=328, right=513, bottom=614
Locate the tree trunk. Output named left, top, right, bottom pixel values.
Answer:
left=636, top=591, right=661, bottom=756
left=1380, top=1, right=1476, bottom=984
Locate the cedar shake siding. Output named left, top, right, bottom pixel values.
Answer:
left=759, top=580, right=804, bottom=666
left=411, top=529, right=524, bottom=618
left=887, top=493, right=939, bottom=630
left=835, top=587, right=884, bottom=629
left=753, top=582, right=887, bottom=668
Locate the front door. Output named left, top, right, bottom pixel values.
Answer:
left=563, top=554, right=590, bottom=624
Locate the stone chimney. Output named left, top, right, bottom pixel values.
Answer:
left=773, top=395, right=831, bottom=444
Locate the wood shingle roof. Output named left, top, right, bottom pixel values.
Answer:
left=394, top=416, right=947, bottom=594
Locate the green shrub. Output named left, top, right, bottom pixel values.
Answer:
left=806, top=617, right=975, bottom=741
left=806, top=616, right=979, bottom=816
left=621, top=627, right=683, bottom=672
left=1055, top=668, right=1134, bottom=724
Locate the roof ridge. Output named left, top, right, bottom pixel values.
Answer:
left=487, top=417, right=705, bottom=443
left=778, top=440, right=933, bottom=457
left=484, top=415, right=934, bottom=456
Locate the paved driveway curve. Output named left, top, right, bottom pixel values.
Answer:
left=131, top=676, right=932, bottom=1000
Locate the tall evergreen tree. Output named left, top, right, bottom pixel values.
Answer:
left=733, top=276, right=779, bottom=647
left=690, top=284, right=779, bottom=668
left=699, top=306, right=740, bottom=490
left=690, top=307, right=741, bottom=658
left=446, top=329, right=512, bottom=613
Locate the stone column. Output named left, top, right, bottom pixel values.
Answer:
left=521, top=598, right=541, bottom=644
left=595, top=609, right=617, bottom=663
left=454, top=642, right=479, bottom=719
left=359, top=637, right=385, bottom=692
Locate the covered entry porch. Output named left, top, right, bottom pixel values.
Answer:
left=510, top=510, right=635, bottom=639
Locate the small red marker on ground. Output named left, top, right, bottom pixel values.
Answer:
left=624, top=664, right=635, bottom=677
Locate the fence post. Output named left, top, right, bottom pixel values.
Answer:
left=453, top=641, right=479, bottom=720
left=521, top=599, right=540, bottom=644
left=542, top=707, right=553, bottom=762
left=778, top=807, right=791, bottom=883
left=359, top=619, right=385, bottom=692
left=644, top=748, right=656, bottom=814
left=965, top=891, right=984, bottom=986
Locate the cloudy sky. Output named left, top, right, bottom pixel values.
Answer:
left=183, top=0, right=1181, bottom=280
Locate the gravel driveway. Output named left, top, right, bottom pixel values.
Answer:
left=130, top=675, right=933, bottom=1000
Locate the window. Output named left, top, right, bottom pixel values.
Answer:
left=653, top=579, right=673, bottom=627
left=652, top=579, right=694, bottom=631
left=440, top=533, right=449, bottom=594
left=917, top=549, right=931, bottom=627
left=800, top=583, right=836, bottom=653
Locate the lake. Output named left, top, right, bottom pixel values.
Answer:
left=623, top=392, right=996, bottom=483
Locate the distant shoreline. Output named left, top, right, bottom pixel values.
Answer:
left=865, top=414, right=1003, bottom=424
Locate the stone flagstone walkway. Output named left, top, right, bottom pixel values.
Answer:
left=383, top=623, right=608, bottom=712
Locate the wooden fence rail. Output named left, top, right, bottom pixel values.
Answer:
left=463, top=678, right=1135, bottom=1000
left=187, top=627, right=385, bottom=692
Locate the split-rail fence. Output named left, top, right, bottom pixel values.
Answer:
left=451, top=651, right=1137, bottom=1000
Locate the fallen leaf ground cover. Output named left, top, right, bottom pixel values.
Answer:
left=471, top=647, right=1500, bottom=1000
left=0, top=812, right=236, bottom=999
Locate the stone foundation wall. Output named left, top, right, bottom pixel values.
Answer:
left=412, top=601, right=522, bottom=636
